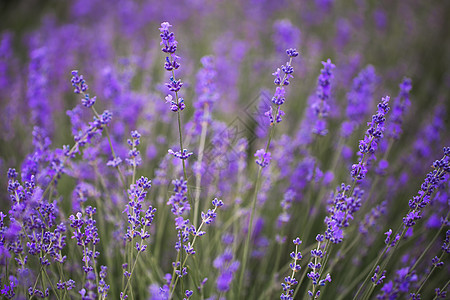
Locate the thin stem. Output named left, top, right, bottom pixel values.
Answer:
left=169, top=204, right=220, bottom=298
left=361, top=228, right=407, bottom=300
left=167, top=53, right=190, bottom=188
left=121, top=241, right=144, bottom=299
left=415, top=251, right=446, bottom=296
left=91, top=106, right=126, bottom=187
left=193, top=105, right=210, bottom=228
left=358, top=159, right=447, bottom=300
left=238, top=104, right=279, bottom=290
left=433, top=278, right=450, bottom=300
left=43, top=268, right=60, bottom=300
left=410, top=211, right=449, bottom=273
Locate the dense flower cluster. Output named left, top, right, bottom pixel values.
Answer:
left=351, top=96, right=390, bottom=181
left=69, top=206, right=106, bottom=299
left=324, top=185, right=364, bottom=243
left=403, top=149, right=450, bottom=227
left=160, top=22, right=184, bottom=112
left=123, top=176, right=155, bottom=244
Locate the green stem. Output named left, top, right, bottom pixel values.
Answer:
left=193, top=105, right=210, bottom=228
left=121, top=241, right=144, bottom=299
left=238, top=105, right=279, bottom=295
left=433, top=278, right=450, bottom=300
left=415, top=251, right=446, bottom=296
left=91, top=106, right=126, bottom=187
left=357, top=159, right=447, bottom=300
left=169, top=204, right=220, bottom=299
left=410, top=211, right=449, bottom=273
left=43, top=268, right=60, bottom=300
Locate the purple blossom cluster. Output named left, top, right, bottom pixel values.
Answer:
left=280, top=238, right=302, bottom=300
left=265, top=48, right=299, bottom=125
left=351, top=96, right=390, bottom=181
left=69, top=206, right=106, bottom=299
left=125, top=130, right=142, bottom=167
left=341, top=65, right=377, bottom=138
left=67, top=71, right=113, bottom=156
left=123, top=176, right=155, bottom=244
left=160, top=22, right=184, bottom=112
left=324, top=184, right=364, bottom=243
left=311, top=59, right=335, bottom=136
left=254, top=149, right=272, bottom=168
left=213, top=236, right=240, bottom=293
left=189, top=56, right=219, bottom=135
left=403, top=149, right=450, bottom=227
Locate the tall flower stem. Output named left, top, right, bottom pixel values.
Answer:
left=237, top=49, right=298, bottom=295
left=174, top=85, right=189, bottom=184
left=415, top=251, right=446, bottom=296
left=193, top=106, right=210, bottom=228
left=91, top=106, right=126, bottom=187
left=433, top=279, right=450, bottom=300
left=160, top=22, right=191, bottom=200
left=409, top=211, right=449, bottom=273
left=169, top=200, right=222, bottom=299
left=355, top=156, right=448, bottom=299
left=237, top=107, right=278, bottom=294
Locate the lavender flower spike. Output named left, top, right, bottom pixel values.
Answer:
left=312, top=59, right=335, bottom=136
left=160, top=21, right=192, bottom=181
left=403, top=148, right=450, bottom=227
left=160, top=21, right=184, bottom=111
left=265, top=48, right=299, bottom=125
left=351, top=96, right=390, bottom=181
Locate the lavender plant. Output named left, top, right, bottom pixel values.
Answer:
left=0, top=2, right=449, bottom=300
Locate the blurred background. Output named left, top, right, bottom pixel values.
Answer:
left=0, top=0, right=449, bottom=205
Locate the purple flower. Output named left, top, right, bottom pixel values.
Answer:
left=403, top=150, right=450, bottom=227
left=69, top=207, right=100, bottom=274
left=351, top=96, right=390, bottom=181
left=311, top=59, right=335, bottom=136
left=324, top=185, right=363, bottom=244
left=387, top=78, right=412, bottom=140
left=265, top=48, right=299, bottom=124
left=167, top=178, right=190, bottom=217
left=273, top=19, right=301, bottom=53
left=281, top=238, right=303, bottom=300
left=123, top=177, right=155, bottom=243
left=254, top=149, right=271, bottom=167
left=98, top=266, right=109, bottom=298
left=213, top=247, right=240, bottom=293
left=72, top=70, right=96, bottom=108
left=66, top=71, right=113, bottom=157
left=159, top=22, right=178, bottom=54
left=28, top=46, right=53, bottom=134
left=272, top=86, right=286, bottom=105
left=341, top=65, right=378, bottom=138
left=160, top=22, right=186, bottom=113
left=168, top=148, right=193, bottom=160
left=125, top=130, right=142, bottom=167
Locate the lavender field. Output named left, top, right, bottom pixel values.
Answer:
left=0, top=0, right=449, bottom=299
